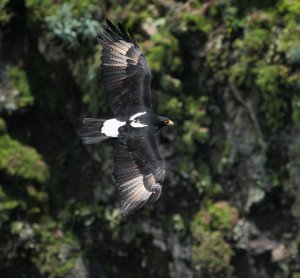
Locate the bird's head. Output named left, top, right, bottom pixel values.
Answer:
left=158, top=116, right=174, bottom=128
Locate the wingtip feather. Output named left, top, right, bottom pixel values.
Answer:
left=103, top=18, right=138, bottom=47
left=128, top=28, right=139, bottom=48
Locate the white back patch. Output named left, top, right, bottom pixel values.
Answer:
left=101, top=119, right=126, bottom=137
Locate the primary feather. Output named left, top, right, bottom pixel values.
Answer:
left=97, top=19, right=152, bottom=116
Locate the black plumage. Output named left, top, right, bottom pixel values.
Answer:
left=78, top=19, right=174, bottom=216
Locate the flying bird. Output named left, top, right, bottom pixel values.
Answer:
left=78, top=19, right=174, bottom=216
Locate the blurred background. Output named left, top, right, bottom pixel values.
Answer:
left=1, top=0, right=300, bottom=277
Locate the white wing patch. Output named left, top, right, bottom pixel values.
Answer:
left=130, top=112, right=147, bottom=121
left=130, top=112, right=148, bottom=128
left=101, top=119, right=126, bottom=137
left=131, top=122, right=148, bottom=128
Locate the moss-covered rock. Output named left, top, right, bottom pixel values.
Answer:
left=191, top=201, right=239, bottom=236
left=191, top=226, right=234, bottom=277
left=254, top=63, right=290, bottom=131
left=0, top=134, right=48, bottom=183
left=190, top=202, right=238, bottom=276
left=6, top=66, right=34, bottom=109
left=31, top=220, right=81, bottom=277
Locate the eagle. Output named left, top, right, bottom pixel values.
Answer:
left=78, top=19, right=174, bottom=216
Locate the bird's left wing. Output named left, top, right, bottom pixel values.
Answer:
left=98, top=19, right=152, bottom=116
left=114, top=128, right=165, bottom=216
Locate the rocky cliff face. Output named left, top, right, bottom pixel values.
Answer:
left=1, top=0, right=300, bottom=277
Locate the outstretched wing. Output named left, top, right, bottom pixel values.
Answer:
left=114, top=128, right=165, bottom=216
left=98, top=19, right=152, bottom=116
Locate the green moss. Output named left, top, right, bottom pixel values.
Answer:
left=145, top=27, right=181, bottom=73
left=196, top=170, right=223, bottom=197
left=191, top=202, right=238, bottom=236
left=7, top=66, right=34, bottom=108
left=278, top=21, right=300, bottom=64
left=0, top=118, right=7, bottom=134
left=0, top=0, right=10, bottom=24
left=160, top=74, right=182, bottom=94
left=228, top=26, right=272, bottom=84
left=26, top=0, right=101, bottom=19
left=0, top=135, right=48, bottom=183
left=25, top=0, right=54, bottom=10
left=177, top=95, right=210, bottom=150
left=0, top=186, right=23, bottom=213
left=10, top=219, right=81, bottom=277
left=243, top=28, right=270, bottom=51
left=181, top=12, right=213, bottom=34
left=192, top=227, right=234, bottom=277
left=191, top=202, right=236, bottom=276
left=278, top=0, right=300, bottom=16
left=254, top=64, right=287, bottom=92
left=159, top=96, right=183, bottom=120
left=182, top=120, right=209, bottom=147
left=254, top=63, right=290, bottom=131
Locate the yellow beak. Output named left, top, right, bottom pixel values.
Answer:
left=165, top=120, right=174, bottom=126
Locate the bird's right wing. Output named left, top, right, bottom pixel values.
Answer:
left=114, top=128, right=165, bottom=216
left=98, top=19, right=152, bottom=116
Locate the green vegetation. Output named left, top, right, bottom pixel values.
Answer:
left=190, top=202, right=238, bottom=276
left=192, top=227, right=234, bottom=277
left=0, top=134, right=48, bottom=182
left=191, top=201, right=238, bottom=235
left=45, top=3, right=101, bottom=50
left=7, top=66, right=34, bottom=108
left=0, top=117, right=6, bottom=134
left=1, top=0, right=300, bottom=277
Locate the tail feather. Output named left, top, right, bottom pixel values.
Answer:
left=78, top=118, right=110, bottom=145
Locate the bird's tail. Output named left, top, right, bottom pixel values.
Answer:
left=78, top=118, right=110, bottom=144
